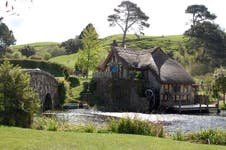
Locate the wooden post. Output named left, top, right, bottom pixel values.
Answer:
left=206, top=96, right=209, bottom=113
left=217, top=96, right=220, bottom=114
left=199, top=96, right=202, bottom=113
left=179, top=97, right=181, bottom=114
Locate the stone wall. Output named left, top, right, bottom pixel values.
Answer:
left=24, top=69, right=59, bottom=111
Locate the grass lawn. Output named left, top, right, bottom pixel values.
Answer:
left=49, top=53, right=78, bottom=69
left=0, top=126, right=225, bottom=150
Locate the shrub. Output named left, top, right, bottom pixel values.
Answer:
left=57, top=79, right=73, bottom=106
left=0, top=61, right=39, bottom=128
left=107, top=117, right=164, bottom=137
left=68, top=76, right=80, bottom=87
left=173, top=130, right=186, bottom=141
left=188, top=128, right=226, bottom=145
left=32, top=116, right=58, bottom=131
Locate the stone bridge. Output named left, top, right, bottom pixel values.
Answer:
left=24, top=69, right=59, bottom=112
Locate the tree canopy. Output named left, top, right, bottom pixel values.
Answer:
left=0, top=19, right=16, bottom=57
left=75, top=23, right=103, bottom=78
left=60, top=37, right=82, bottom=54
left=184, top=4, right=226, bottom=65
left=19, top=45, right=36, bottom=57
left=185, top=5, right=216, bottom=26
left=0, top=61, right=39, bottom=127
left=108, top=1, right=149, bottom=46
left=213, top=67, right=226, bottom=103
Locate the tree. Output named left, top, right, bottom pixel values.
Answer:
left=60, top=37, right=82, bottom=54
left=0, top=18, right=16, bottom=57
left=184, top=5, right=226, bottom=63
left=108, top=1, right=149, bottom=46
left=0, top=61, right=39, bottom=127
left=184, top=21, right=226, bottom=57
left=75, top=23, right=103, bottom=78
left=185, top=5, right=216, bottom=26
left=19, top=45, right=36, bottom=57
left=213, top=67, right=226, bottom=104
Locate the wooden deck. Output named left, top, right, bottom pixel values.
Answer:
left=170, top=104, right=220, bottom=113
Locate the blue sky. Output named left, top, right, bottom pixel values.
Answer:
left=2, top=0, right=226, bottom=45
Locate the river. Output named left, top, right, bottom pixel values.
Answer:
left=54, top=109, right=226, bottom=134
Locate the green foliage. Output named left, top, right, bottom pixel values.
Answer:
left=188, top=129, right=226, bottom=145
left=82, top=123, right=96, bottom=133
left=49, top=35, right=186, bottom=70
left=60, top=38, right=82, bottom=54
left=173, top=130, right=185, bottom=141
left=213, top=67, right=226, bottom=93
left=107, top=118, right=164, bottom=137
left=108, top=1, right=149, bottom=45
left=184, top=5, right=226, bottom=66
left=68, top=76, right=80, bottom=87
left=57, top=79, right=68, bottom=106
left=0, top=20, right=16, bottom=57
left=0, top=59, right=71, bottom=77
left=76, top=23, right=104, bottom=78
left=12, top=42, right=66, bottom=60
left=213, top=67, right=226, bottom=102
left=220, top=102, right=226, bottom=110
left=57, top=78, right=76, bottom=105
left=185, top=5, right=216, bottom=26
left=19, top=45, right=36, bottom=57
left=32, top=116, right=58, bottom=131
left=0, top=61, right=39, bottom=128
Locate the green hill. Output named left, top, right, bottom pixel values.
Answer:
left=49, top=34, right=187, bottom=69
left=12, top=42, right=59, bottom=50
left=49, top=53, right=78, bottom=69
left=11, top=42, right=65, bottom=59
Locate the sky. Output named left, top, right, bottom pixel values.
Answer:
left=1, top=0, right=226, bottom=45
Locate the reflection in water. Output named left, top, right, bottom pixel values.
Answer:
left=55, top=109, right=226, bottom=134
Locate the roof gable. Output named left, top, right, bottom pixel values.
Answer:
left=97, top=46, right=195, bottom=84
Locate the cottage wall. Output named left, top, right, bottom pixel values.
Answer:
left=93, top=78, right=149, bottom=112
left=147, top=70, right=161, bottom=89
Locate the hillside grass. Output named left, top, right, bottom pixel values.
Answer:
left=0, top=126, right=225, bottom=150
left=12, top=42, right=59, bottom=51
left=49, top=34, right=186, bottom=69
left=11, top=42, right=63, bottom=60
left=49, top=53, right=78, bottom=69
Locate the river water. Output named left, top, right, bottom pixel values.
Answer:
left=54, top=109, right=226, bottom=134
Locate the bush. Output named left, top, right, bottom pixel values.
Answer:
left=173, top=130, right=185, bottom=141
left=188, top=129, right=226, bottom=145
left=57, top=79, right=71, bottom=106
left=107, top=118, right=164, bottom=137
left=32, top=117, right=58, bottom=131
left=0, top=61, right=39, bottom=128
left=67, top=76, right=80, bottom=87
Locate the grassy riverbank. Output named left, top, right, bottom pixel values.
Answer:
left=0, top=126, right=225, bottom=150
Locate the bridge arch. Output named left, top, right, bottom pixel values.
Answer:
left=24, top=69, right=59, bottom=112
left=43, top=93, right=52, bottom=111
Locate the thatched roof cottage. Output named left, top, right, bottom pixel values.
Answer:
left=93, top=46, right=197, bottom=112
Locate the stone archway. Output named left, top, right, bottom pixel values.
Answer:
left=25, top=69, right=59, bottom=112
left=43, top=93, right=52, bottom=112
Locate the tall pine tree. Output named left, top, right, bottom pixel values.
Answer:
left=76, top=23, right=103, bottom=78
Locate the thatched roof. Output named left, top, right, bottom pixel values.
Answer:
left=97, top=47, right=195, bottom=84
